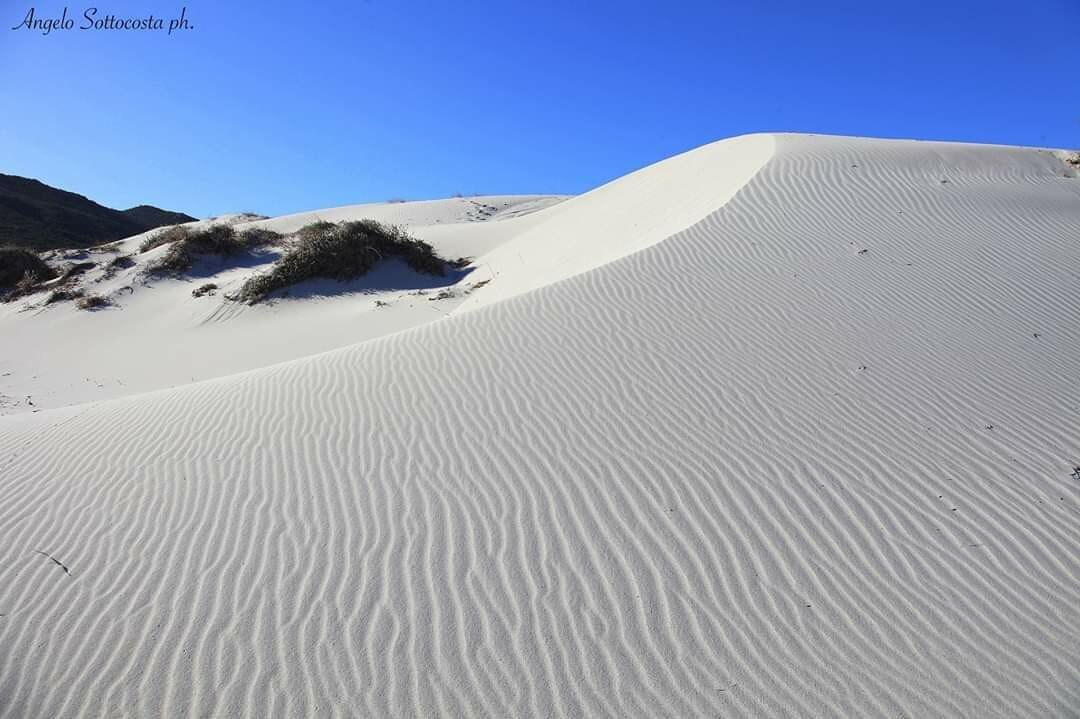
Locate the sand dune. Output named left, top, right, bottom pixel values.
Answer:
left=0, top=195, right=567, bottom=412
left=1, top=134, right=1079, bottom=717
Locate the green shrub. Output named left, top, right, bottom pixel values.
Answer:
left=0, top=245, right=57, bottom=295
left=237, top=220, right=448, bottom=304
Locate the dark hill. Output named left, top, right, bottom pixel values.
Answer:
left=0, top=173, right=196, bottom=251
left=122, top=205, right=197, bottom=229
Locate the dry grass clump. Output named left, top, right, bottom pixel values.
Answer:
left=58, top=261, right=96, bottom=282
left=1, top=245, right=56, bottom=289
left=145, top=225, right=281, bottom=275
left=138, top=225, right=190, bottom=254
left=75, top=294, right=110, bottom=310
left=1, top=246, right=58, bottom=300
left=46, top=288, right=84, bottom=304
left=12, top=272, right=39, bottom=297
left=236, top=220, right=448, bottom=304
left=237, top=227, right=284, bottom=248
left=95, top=254, right=136, bottom=280
left=147, top=225, right=239, bottom=273
left=192, top=283, right=218, bottom=298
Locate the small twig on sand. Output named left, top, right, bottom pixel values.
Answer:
left=35, top=550, right=71, bottom=575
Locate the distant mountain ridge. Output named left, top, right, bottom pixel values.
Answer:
left=0, top=173, right=196, bottom=251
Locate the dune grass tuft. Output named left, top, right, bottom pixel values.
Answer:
left=237, top=227, right=285, bottom=248
left=144, top=225, right=282, bottom=275
left=46, top=288, right=84, bottom=304
left=236, top=220, right=449, bottom=304
left=1, top=246, right=58, bottom=300
left=138, top=225, right=190, bottom=254
left=75, top=294, right=110, bottom=310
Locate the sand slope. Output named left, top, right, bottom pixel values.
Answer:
left=1, top=134, right=1079, bottom=717
left=0, top=195, right=568, bottom=413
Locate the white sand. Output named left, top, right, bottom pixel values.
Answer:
left=1, top=134, right=1078, bottom=717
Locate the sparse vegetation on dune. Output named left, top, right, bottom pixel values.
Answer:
left=237, top=227, right=285, bottom=248
left=1, top=245, right=56, bottom=287
left=147, top=227, right=231, bottom=274
left=144, top=224, right=283, bottom=275
left=108, top=255, right=135, bottom=270
left=75, top=294, right=110, bottom=310
left=236, top=220, right=451, bottom=304
left=46, top=288, right=83, bottom=304
left=4, top=219, right=457, bottom=306
left=0, top=245, right=58, bottom=300
left=138, top=225, right=190, bottom=254
left=90, top=240, right=124, bottom=254
left=58, top=261, right=96, bottom=282
left=11, top=272, right=39, bottom=298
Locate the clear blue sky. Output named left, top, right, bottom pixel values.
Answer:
left=1, top=0, right=1077, bottom=218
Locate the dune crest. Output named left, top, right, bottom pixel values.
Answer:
left=461, top=133, right=775, bottom=308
